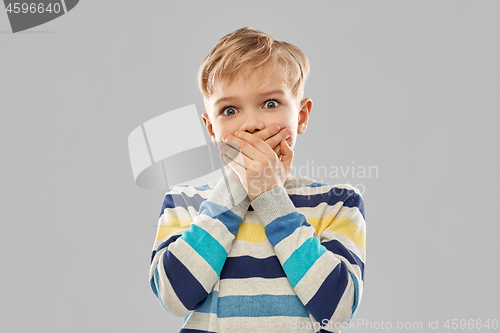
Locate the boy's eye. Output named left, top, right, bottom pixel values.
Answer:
left=264, top=99, right=279, bottom=109
left=222, top=107, right=238, bottom=116
left=220, top=99, right=280, bottom=115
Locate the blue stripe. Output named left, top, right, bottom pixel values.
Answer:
left=283, top=237, right=327, bottom=288
left=306, top=261, right=349, bottom=323
left=196, top=291, right=219, bottom=315
left=220, top=256, right=286, bottom=279
left=322, top=239, right=365, bottom=281
left=288, top=188, right=364, bottom=219
left=161, top=251, right=208, bottom=311
left=265, top=212, right=308, bottom=247
left=180, top=329, right=216, bottom=333
left=344, top=193, right=365, bottom=219
left=307, top=182, right=330, bottom=187
left=198, top=200, right=242, bottom=237
left=160, top=184, right=363, bottom=219
left=151, top=234, right=182, bottom=264
left=159, top=191, right=206, bottom=218
left=150, top=264, right=168, bottom=312
left=174, top=183, right=212, bottom=192
left=196, top=291, right=309, bottom=318
left=180, top=224, right=228, bottom=275
left=348, top=270, right=360, bottom=321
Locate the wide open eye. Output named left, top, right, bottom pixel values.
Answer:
left=264, top=99, right=279, bottom=109
left=222, top=107, right=238, bottom=116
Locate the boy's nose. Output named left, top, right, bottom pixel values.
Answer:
left=239, top=116, right=265, bottom=134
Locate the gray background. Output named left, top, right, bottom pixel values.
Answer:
left=1, top=1, right=499, bottom=332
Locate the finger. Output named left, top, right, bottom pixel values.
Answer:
left=219, top=141, right=252, bottom=169
left=230, top=131, right=276, bottom=160
left=274, top=145, right=281, bottom=156
left=219, top=152, right=237, bottom=179
left=273, top=134, right=294, bottom=155
left=279, top=139, right=294, bottom=171
left=266, top=128, right=292, bottom=151
left=250, top=124, right=281, bottom=143
left=219, top=141, right=241, bottom=159
left=222, top=152, right=248, bottom=185
left=221, top=144, right=253, bottom=171
left=241, top=125, right=291, bottom=152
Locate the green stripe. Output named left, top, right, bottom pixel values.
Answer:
left=283, top=237, right=327, bottom=288
left=180, top=224, right=227, bottom=275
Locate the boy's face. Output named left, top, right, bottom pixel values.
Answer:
left=201, top=65, right=312, bottom=153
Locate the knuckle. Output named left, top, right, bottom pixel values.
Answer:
left=239, top=140, right=249, bottom=149
left=257, top=156, right=268, bottom=165
left=248, top=136, right=260, bottom=146
left=253, top=131, right=264, bottom=140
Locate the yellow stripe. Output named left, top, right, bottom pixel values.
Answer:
left=155, top=216, right=191, bottom=240
left=234, top=222, right=268, bottom=243
left=308, top=215, right=365, bottom=250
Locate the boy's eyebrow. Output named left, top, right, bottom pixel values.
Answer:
left=213, top=89, right=286, bottom=106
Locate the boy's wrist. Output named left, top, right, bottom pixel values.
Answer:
left=250, top=186, right=296, bottom=228
left=208, top=176, right=250, bottom=219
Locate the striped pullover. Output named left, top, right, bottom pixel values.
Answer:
left=149, top=176, right=366, bottom=333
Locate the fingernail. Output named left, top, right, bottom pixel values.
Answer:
left=222, top=134, right=228, bottom=141
left=275, top=125, right=280, bottom=132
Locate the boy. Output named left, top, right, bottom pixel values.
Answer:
left=149, top=27, right=366, bottom=333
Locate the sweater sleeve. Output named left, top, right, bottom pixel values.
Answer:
left=149, top=177, right=250, bottom=316
left=250, top=185, right=366, bottom=331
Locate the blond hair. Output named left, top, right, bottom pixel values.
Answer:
left=197, top=27, right=310, bottom=103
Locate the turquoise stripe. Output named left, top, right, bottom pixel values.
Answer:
left=196, top=291, right=309, bottom=318
left=152, top=264, right=169, bottom=312
left=283, top=237, right=327, bottom=288
left=180, top=224, right=227, bottom=275
left=348, top=270, right=360, bottom=323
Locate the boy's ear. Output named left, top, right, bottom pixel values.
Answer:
left=297, top=98, right=313, bottom=134
left=202, top=113, right=216, bottom=144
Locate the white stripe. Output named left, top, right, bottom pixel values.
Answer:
left=274, top=224, right=317, bottom=261
left=158, top=206, right=193, bottom=227
left=169, top=184, right=214, bottom=198
left=218, top=277, right=295, bottom=297
left=328, top=273, right=356, bottom=329
left=193, top=214, right=236, bottom=254
left=228, top=239, right=275, bottom=258
left=298, top=201, right=344, bottom=220
left=183, top=310, right=220, bottom=332
left=285, top=182, right=362, bottom=197
left=332, top=205, right=366, bottom=233
left=320, top=229, right=366, bottom=262
left=219, top=316, right=316, bottom=333
left=152, top=229, right=184, bottom=252
left=294, top=251, right=337, bottom=305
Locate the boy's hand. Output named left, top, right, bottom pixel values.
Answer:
left=220, top=125, right=294, bottom=201
left=255, top=125, right=293, bottom=160
left=217, top=125, right=291, bottom=180
left=217, top=125, right=292, bottom=197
